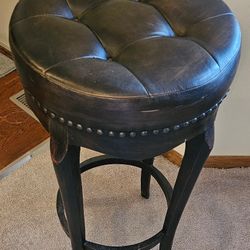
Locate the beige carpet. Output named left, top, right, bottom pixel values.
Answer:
left=0, top=53, right=15, bottom=78
left=0, top=147, right=249, bottom=250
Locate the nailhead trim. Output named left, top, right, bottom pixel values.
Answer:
left=76, top=124, right=83, bottom=130
left=87, top=128, right=93, bottom=133
left=109, top=131, right=115, bottom=137
left=59, top=117, right=65, bottom=123
left=97, top=129, right=103, bottom=136
left=130, top=132, right=136, bottom=137
left=30, top=93, right=227, bottom=138
left=174, top=125, right=180, bottom=131
left=67, top=121, right=73, bottom=127
left=163, top=128, right=170, bottom=134
left=153, top=130, right=159, bottom=135
left=119, top=132, right=126, bottom=138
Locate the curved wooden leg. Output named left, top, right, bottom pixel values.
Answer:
left=160, top=125, right=214, bottom=250
left=50, top=123, right=85, bottom=250
left=141, top=158, right=154, bottom=199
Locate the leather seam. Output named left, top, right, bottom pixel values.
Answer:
left=45, top=50, right=239, bottom=100
left=140, top=1, right=178, bottom=35
left=45, top=57, right=151, bottom=98
left=77, top=21, right=112, bottom=58
left=192, top=12, right=235, bottom=26
left=78, top=0, right=111, bottom=19
left=10, top=33, right=240, bottom=100
left=9, top=14, right=74, bottom=29
left=64, top=0, right=76, bottom=18
left=181, top=37, right=220, bottom=67
left=115, top=35, right=168, bottom=58
left=116, top=47, right=240, bottom=98
left=43, top=56, right=107, bottom=74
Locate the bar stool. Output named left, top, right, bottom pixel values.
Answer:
left=10, top=0, right=241, bottom=249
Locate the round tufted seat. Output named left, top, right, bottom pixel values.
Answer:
left=10, top=0, right=241, bottom=249
left=10, top=0, right=241, bottom=159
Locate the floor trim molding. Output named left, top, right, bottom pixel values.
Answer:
left=0, top=44, right=13, bottom=59
left=163, top=150, right=250, bottom=169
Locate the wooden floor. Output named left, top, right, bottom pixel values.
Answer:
left=0, top=69, right=49, bottom=171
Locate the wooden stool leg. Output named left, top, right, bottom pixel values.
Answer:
left=141, top=158, right=154, bottom=199
left=50, top=124, right=85, bottom=250
left=160, top=125, right=214, bottom=250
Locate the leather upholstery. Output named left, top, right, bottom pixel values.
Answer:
left=9, top=0, right=241, bottom=158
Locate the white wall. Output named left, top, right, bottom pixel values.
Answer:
left=0, top=0, right=249, bottom=155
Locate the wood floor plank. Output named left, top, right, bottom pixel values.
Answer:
left=0, top=70, right=49, bottom=170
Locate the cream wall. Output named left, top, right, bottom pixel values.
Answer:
left=0, top=0, right=18, bottom=48
left=214, top=0, right=250, bottom=155
left=0, top=0, right=249, bottom=155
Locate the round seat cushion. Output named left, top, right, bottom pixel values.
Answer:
left=10, top=0, right=241, bottom=142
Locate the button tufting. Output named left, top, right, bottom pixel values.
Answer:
left=10, top=0, right=240, bottom=143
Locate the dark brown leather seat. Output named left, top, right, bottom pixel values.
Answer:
left=10, top=0, right=241, bottom=159
left=9, top=1, right=242, bottom=249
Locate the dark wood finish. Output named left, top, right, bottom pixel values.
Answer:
left=53, top=127, right=214, bottom=250
left=141, top=158, right=154, bottom=199
left=51, top=124, right=85, bottom=250
left=160, top=126, right=214, bottom=249
left=163, top=150, right=250, bottom=169
left=56, top=154, right=173, bottom=250
left=0, top=70, right=49, bottom=170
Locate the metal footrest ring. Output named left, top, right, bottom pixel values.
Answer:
left=56, top=155, right=173, bottom=250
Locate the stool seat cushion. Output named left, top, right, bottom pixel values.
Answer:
left=10, top=0, right=241, bottom=132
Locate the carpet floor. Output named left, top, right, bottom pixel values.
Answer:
left=0, top=147, right=249, bottom=250
left=0, top=53, right=15, bottom=78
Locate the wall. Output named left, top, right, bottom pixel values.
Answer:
left=0, top=0, right=249, bottom=155
left=0, top=0, right=18, bottom=48
left=214, top=0, right=250, bottom=155
left=177, top=0, right=250, bottom=156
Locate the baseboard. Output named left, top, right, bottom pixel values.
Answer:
left=0, top=44, right=13, bottom=59
left=163, top=150, right=250, bottom=169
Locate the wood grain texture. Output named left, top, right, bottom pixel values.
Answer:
left=163, top=150, right=250, bottom=169
left=0, top=70, right=49, bottom=170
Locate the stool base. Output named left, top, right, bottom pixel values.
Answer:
left=56, top=155, right=173, bottom=250
left=53, top=126, right=214, bottom=250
